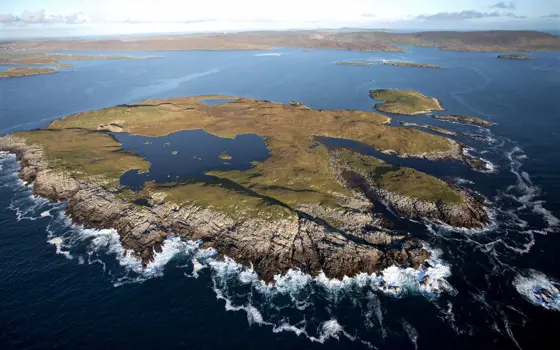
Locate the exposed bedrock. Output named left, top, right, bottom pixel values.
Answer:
left=1, top=135, right=432, bottom=281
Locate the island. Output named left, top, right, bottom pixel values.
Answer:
left=219, top=152, right=232, bottom=160
left=379, top=61, right=443, bottom=69
left=0, top=94, right=489, bottom=281
left=370, top=89, right=444, bottom=115
left=497, top=54, right=535, bottom=60
left=432, top=115, right=493, bottom=127
left=0, top=67, right=58, bottom=78
left=336, top=61, right=372, bottom=66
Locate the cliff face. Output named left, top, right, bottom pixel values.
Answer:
left=1, top=135, right=434, bottom=281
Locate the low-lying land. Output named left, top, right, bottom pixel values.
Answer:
left=497, top=54, right=535, bottom=60
left=5, top=30, right=558, bottom=54
left=0, top=67, right=58, bottom=78
left=400, top=122, right=458, bottom=136
left=1, top=31, right=403, bottom=52
left=370, top=89, right=444, bottom=115
left=0, top=94, right=489, bottom=280
left=0, top=58, right=73, bottom=67
left=399, top=122, right=491, bottom=144
left=379, top=61, right=443, bottom=69
left=336, top=61, right=372, bottom=66
left=433, top=114, right=493, bottom=127
left=0, top=52, right=156, bottom=68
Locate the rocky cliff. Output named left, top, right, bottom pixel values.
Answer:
left=1, top=135, right=435, bottom=281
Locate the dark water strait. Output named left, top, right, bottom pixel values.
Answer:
left=1, top=47, right=559, bottom=349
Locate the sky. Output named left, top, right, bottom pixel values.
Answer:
left=0, top=0, right=559, bottom=39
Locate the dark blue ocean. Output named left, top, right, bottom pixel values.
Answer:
left=1, top=47, right=559, bottom=349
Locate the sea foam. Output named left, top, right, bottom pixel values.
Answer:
left=514, top=269, right=560, bottom=311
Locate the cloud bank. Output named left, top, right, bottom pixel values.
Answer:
left=2, top=9, right=88, bottom=24
left=415, top=10, right=526, bottom=21
left=490, top=2, right=517, bottom=10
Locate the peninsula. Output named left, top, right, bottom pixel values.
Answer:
left=0, top=67, right=58, bottom=78
left=370, top=89, right=444, bottom=115
left=0, top=95, right=489, bottom=281
left=497, top=54, right=535, bottom=60
left=400, top=122, right=458, bottom=136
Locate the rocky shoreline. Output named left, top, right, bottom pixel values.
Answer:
left=433, top=114, right=493, bottom=127
left=0, top=134, right=489, bottom=282
left=328, top=148, right=489, bottom=228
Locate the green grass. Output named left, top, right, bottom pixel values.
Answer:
left=333, top=148, right=463, bottom=204
left=16, top=129, right=149, bottom=188
left=370, top=89, right=444, bottom=115
left=219, top=152, right=232, bottom=160
left=23, top=94, right=463, bottom=219
left=143, top=179, right=295, bottom=221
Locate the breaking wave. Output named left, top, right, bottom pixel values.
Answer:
left=2, top=132, right=559, bottom=349
left=1, top=151, right=455, bottom=347
left=504, top=146, right=560, bottom=232
left=514, top=270, right=560, bottom=311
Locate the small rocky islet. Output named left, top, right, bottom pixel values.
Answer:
left=0, top=92, right=491, bottom=281
left=497, top=54, right=535, bottom=60
left=432, top=114, right=493, bottom=127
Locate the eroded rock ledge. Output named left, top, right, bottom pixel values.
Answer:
left=1, top=135, right=434, bottom=281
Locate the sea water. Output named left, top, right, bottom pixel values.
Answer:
left=1, top=46, right=559, bottom=349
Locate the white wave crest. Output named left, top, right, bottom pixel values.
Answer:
left=514, top=269, right=560, bottom=311
left=402, top=319, right=419, bottom=350
left=47, top=236, right=73, bottom=259
left=505, top=146, right=560, bottom=233
left=463, top=147, right=497, bottom=173
left=2, top=151, right=448, bottom=348
left=454, top=177, right=475, bottom=185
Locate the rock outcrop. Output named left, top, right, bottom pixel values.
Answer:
left=432, top=114, right=493, bottom=127
left=329, top=148, right=490, bottom=229
left=0, top=135, right=432, bottom=281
